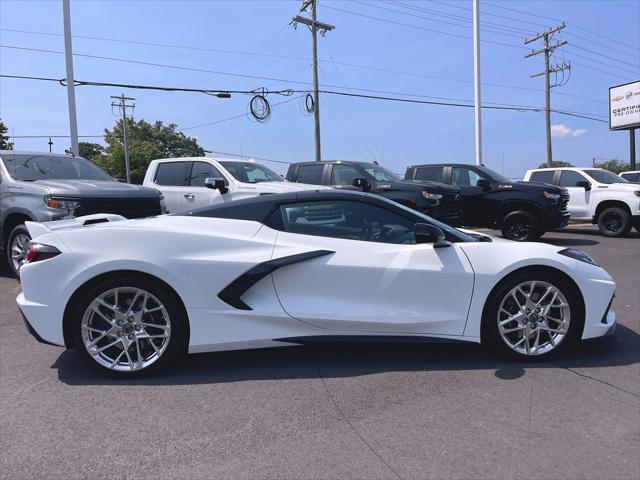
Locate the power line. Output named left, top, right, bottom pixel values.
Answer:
left=319, top=3, right=525, bottom=50
left=482, top=1, right=640, bottom=52
left=2, top=73, right=607, bottom=121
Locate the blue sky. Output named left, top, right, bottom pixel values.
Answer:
left=1, top=0, right=639, bottom=179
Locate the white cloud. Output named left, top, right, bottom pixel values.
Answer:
left=551, top=124, right=587, bottom=138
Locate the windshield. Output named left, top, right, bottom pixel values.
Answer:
left=219, top=161, right=284, bottom=183
left=477, top=166, right=510, bottom=183
left=583, top=169, right=628, bottom=184
left=362, top=164, right=400, bottom=182
left=1, top=154, right=112, bottom=181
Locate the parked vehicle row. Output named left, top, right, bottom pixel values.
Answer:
left=3, top=150, right=638, bottom=279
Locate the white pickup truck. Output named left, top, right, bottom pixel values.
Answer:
left=143, top=156, right=328, bottom=213
left=524, top=167, right=640, bottom=237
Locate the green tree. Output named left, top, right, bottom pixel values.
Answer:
left=78, top=142, right=105, bottom=160
left=538, top=160, right=573, bottom=168
left=591, top=158, right=629, bottom=175
left=93, top=119, right=204, bottom=183
left=0, top=119, right=14, bottom=150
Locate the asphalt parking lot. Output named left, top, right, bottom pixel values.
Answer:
left=0, top=225, right=638, bottom=480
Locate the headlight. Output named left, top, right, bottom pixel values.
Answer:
left=421, top=191, right=443, bottom=200
left=633, top=191, right=640, bottom=197
left=45, top=196, right=81, bottom=211
left=543, top=191, right=560, bottom=200
left=558, top=248, right=600, bottom=266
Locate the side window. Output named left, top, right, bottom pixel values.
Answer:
left=559, top=170, right=586, bottom=187
left=295, top=165, right=324, bottom=184
left=530, top=170, right=556, bottom=184
left=279, top=201, right=415, bottom=244
left=414, top=167, right=443, bottom=182
left=451, top=167, right=485, bottom=187
left=331, top=164, right=361, bottom=186
left=154, top=162, right=188, bottom=186
left=189, top=162, right=224, bottom=187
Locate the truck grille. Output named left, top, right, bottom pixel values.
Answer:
left=75, top=197, right=162, bottom=219
left=559, top=192, right=570, bottom=212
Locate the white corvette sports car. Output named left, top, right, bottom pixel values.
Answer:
left=17, top=190, right=616, bottom=377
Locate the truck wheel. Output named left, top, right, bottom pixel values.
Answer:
left=597, top=207, right=631, bottom=237
left=6, top=225, right=31, bottom=278
left=501, top=210, right=541, bottom=242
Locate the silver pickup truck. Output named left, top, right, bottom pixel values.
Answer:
left=0, top=150, right=164, bottom=276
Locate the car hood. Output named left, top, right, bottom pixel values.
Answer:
left=32, top=179, right=161, bottom=198
left=594, top=182, right=640, bottom=192
left=236, top=181, right=331, bottom=193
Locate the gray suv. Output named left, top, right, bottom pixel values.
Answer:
left=0, top=151, right=165, bottom=276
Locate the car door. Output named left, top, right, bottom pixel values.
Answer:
left=558, top=170, right=591, bottom=219
left=449, top=166, right=490, bottom=226
left=182, top=161, right=228, bottom=211
left=270, top=200, right=474, bottom=336
left=152, top=161, right=189, bottom=213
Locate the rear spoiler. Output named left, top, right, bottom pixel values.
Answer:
left=25, top=214, right=127, bottom=239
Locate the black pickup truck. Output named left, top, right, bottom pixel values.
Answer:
left=286, top=160, right=464, bottom=225
left=404, top=163, right=570, bottom=241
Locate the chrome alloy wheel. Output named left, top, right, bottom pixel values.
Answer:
left=10, top=233, right=30, bottom=272
left=81, top=287, right=171, bottom=372
left=497, top=281, right=570, bottom=356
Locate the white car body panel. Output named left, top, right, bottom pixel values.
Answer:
left=17, top=211, right=616, bottom=353
left=143, top=156, right=329, bottom=213
left=524, top=167, right=640, bottom=221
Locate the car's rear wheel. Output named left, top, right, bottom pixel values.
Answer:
left=482, top=272, right=582, bottom=360
left=597, top=207, right=631, bottom=237
left=72, top=276, right=187, bottom=378
left=6, top=225, right=31, bottom=278
left=500, top=210, right=541, bottom=241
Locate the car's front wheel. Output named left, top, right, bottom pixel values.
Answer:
left=6, top=224, right=31, bottom=277
left=482, top=271, right=582, bottom=360
left=500, top=210, right=541, bottom=241
left=597, top=207, right=631, bottom=237
left=72, top=276, right=187, bottom=378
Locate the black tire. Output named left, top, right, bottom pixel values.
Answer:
left=500, top=210, right=541, bottom=242
left=481, top=270, right=583, bottom=361
left=71, top=276, right=188, bottom=378
left=6, top=224, right=31, bottom=278
left=597, top=207, right=631, bottom=237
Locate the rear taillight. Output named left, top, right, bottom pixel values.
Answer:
left=23, top=243, right=61, bottom=266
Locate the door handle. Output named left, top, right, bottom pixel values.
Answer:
left=184, top=193, right=194, bottom=200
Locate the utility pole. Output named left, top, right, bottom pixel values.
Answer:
left=48, top=137, right=53, bottom=153
left=291, top=0, right=334, bottom=162
left=472, top=0, right=482, bottom=166
left=62, top=0, right=79, bottom=156
left=110, top=94, right=135, bottom=183
left=525, top=23, right=570, bottom=167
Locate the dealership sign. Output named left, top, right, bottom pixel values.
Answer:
left=609, top=80, right=640, bottom=130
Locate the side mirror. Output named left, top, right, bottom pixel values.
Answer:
left=205, top=177, right=229, bottom=194
left=352, top=177, right=371, bottom=191
left=414, top=223, right=451, bottom=248
left=576, top=180, right=591, bottom=191
left=476, top=178, right=491, bottom=190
